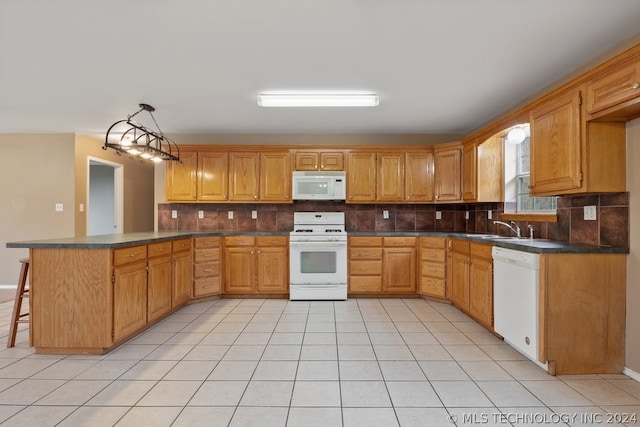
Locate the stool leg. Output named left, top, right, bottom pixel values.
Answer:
left=7, top=261, right=29, bottom=348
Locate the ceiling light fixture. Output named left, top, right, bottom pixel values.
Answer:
left=257, top=92, right=379, bottom=107
left=103, top=103, right=180, bottom=162
left=506, top=124, right=530, bottom=145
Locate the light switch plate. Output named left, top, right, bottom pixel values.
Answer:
left=488, top=210, right=492, bottom=220
left=435, top=211, right=442, bottom=220
left=584, top=205, right=597, bottom=221
left=171, top=210, right=177, bottom=219
left=251, top=210, right=257, bottom=219
left=465, top=211, right=469, bottom=220
left=228, top=211, right=234, bottom=220
left=198, top=210, right=204, bottom=219
left=55, top=203, right=63, bottom=212
left=383, top=210, right=389, bottom=219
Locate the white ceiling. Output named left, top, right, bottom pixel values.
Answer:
left=1, top=0, right=640, bottom=137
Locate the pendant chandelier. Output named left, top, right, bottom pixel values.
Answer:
left=103, top=103, right=180, bottom=162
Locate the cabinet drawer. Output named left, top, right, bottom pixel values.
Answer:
left=194, top=248, right=220, bottom=263
left=225, top=236, right=255, bottom=246
left=256, top=236, right=288, bottom=247
left=421, top=248, right=445, bottom=263
left=421, top=262, right=445, bottom=279
left=194, top=261, right=220, bottom=278
left=194, top=236, right=221, bottom=248
left=113, top=245, right=147, bottom=266
left=421, top=236, right=446, bottom=249
left=148, top=241, right=172, bottom=258
left=349, top=237, right=382, bottom=247
left=420, top=277, right=445, bottom=297
left=350, top=260, right=382, bottom=275
left=383, top=236, right=417, bottom=247
left=172, top=238, right=191, bottom=253
left=349, top=276, right=382, bottom=292
left=470, top=242, right=492, bottom=260
left=349, top=247, right=382, bottom=260
left=193, top=276, right=221, bottom=297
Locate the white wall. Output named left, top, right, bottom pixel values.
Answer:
left=626, top=118, right=640, bottom=373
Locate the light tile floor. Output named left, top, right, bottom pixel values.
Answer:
left=0, top=298, right=638, bottom=426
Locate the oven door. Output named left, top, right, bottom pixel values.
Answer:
left=289, top=240, right=347, bottom=285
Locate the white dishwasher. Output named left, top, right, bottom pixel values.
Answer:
left=492, top=247, right=547, bottom=370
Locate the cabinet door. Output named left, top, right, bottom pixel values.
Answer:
left=256, top=246, right=288, bottom=292
left=450, top=251, right=470, bottom=309
left=319, top=152, right=345, bottom=170
left=166, top=151, right=197, bottom=201
left=383, top=247, right=416, bottom=293
left=469, top=257, right=493, bottom=329
left=172, top=250, right=192, bottom=308
left=477, top=135, right=503, bottom=202
left=462, top=141, right=477, bottom=201
left=434, top=145, right=462, bottom=201
left=147, top=255, right=173, bottom=323
left=260, top=152, right=292, bottom=202
left=294, top=152, right=319, bottom=170
left=229, top=152, right=260, bottom=201
left=529, top=90, right=582, bottom=195
left=405, top=151, right=434, bottom=202
left=198, top=152, right=228, bottom=201
left=347, top=152, right=376, bottom=202
left=224, top=247, right=256, bottom=293
left=113, top=261, right=148, bottom=342
left=586, top=60, right=640, bottom=114
left=377, top=153, right=404, bottom=201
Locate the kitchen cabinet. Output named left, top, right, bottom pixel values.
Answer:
left=448, top=239, right=493, bottom=330
left=172, top=239, right=192, bottom=308
left=348, top=237, right=383, bottom=294
left=382, top=237, right=416, bottom=294
left=418, top=237, right=447, bottom=299
left=586, top=57, right=640, bottom=115
left=377, top=153, right=404, bottom=202
left=434, top=142, right=462, bottom=202
left=113, top=246, right=148, bottom=343
left=529, top=87, right=626, bottom=195
left=347, top=236, right=416, bottom=295
left=147, top=242, right=173, bottom=323
left=260, top=152, right=292, bottom=202
left=198, top=152, right=229, bottom=201
left=294, top=150, right=345, bottom=171
left=405, top=150, right=435, bottom=202
left=165, top=150, right=198, bottom=201
left=462, top=136, right=502, bottom=202
left=347, top=152, right=377, bottom=202
left=229, top=152, right=260, bottom=201
left=224, top=236, right=288, bottom=295
left=192, top=236, right=222, bottom=298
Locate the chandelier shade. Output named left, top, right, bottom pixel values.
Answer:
left=103, top=103, right=180, bottom=162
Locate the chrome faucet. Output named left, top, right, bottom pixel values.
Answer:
left=494, top=221, right=521, bottom=238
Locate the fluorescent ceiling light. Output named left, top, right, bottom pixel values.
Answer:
left=257, top=92, right=379, bottom=107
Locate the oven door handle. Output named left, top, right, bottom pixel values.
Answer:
left=290, top=240, right=346, bottom=246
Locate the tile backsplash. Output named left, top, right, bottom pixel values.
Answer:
left=158, top=192, right=629, bottom=248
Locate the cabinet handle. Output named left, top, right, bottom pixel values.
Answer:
left=435, top=195, right=439, bottom=199
left=320, top=164, right=324, bottom=169
left=254, top=195, right=258, bottom=199
left=633, top=82, right=640, bottom=90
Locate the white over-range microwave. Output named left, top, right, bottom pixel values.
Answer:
left=292, top=171, right=346, bottom=201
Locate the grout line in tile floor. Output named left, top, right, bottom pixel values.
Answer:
left=0, top=298, right=637, bottom=426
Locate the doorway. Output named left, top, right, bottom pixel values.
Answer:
left=88, top=157, right=123, bottom=235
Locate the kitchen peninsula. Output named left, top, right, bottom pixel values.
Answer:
left=8, top=230, right=626, bottom=377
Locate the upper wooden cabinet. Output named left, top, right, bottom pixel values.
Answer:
left=529, top=87, right=626, bottom=195
left=586, top=58, right=640, bottom=115
left=166, top=150, right=198, bottom=201
left=377, top=153, right=404, bottom=202
left=434, top=142, right=462, bottom=202
left=294, top=150, right=344, bottom=171
left=229, top=152, right=260, bottom=201
left=347, top=151, right=377, bottom=202
left=198, top=152, right=228, bottom=201
left=462, top=136, right=502, bottom=202
left=405, top=151, right=434, bottom=202
left=260, top=152, right=292, bottom=202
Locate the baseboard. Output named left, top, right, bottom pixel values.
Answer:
left=623, top=367, right=640, bottom=382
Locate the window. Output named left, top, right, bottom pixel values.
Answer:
left=504, top=124, right=557, bottom=214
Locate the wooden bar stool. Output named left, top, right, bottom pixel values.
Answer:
left=7, top=258, right=29, bottom=348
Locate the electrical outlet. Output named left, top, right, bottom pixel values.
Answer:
left=584, top=205, right=597, bottom=221
left=171, top=210, right=177, bottom=219
left=435, top=211, right=442, bottom=220
left=55, top=203, right=63, bottom=212
left=465, top=211, right=469, bottom=220
left=79, top=203, right=84, bottom=212
left=488, top=210, right=492, bottom=220
left=383, top=210, right=389, bottom=219
left=198, top=210, right=204, bottom=219
left=251, top=210, right=257, bottom=219
left=228, top=211, right=234, bottom=220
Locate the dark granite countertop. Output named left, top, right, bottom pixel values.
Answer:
left=7, top=230, right=627, bottom=254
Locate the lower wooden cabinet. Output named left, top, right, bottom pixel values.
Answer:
left=348, top=236, right=416, bottom=295
left=113, top=257, right=148, bottom=343
left=172, top=239, right=192, bottom=308
left=224, top=236, right=289, bottom=295
left=193, top=237, right=222, bottom=298
left=147, top=242, right=173, bottom=323
left=418, top=237, right=447, bottom=299
left=449, top=239, right=493, bottom=329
